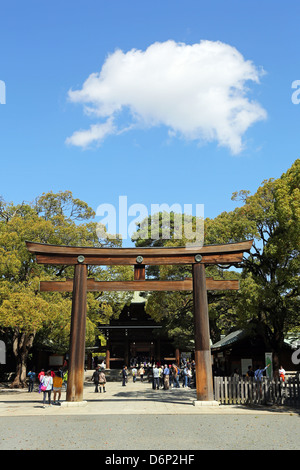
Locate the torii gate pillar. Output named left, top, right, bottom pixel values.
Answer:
left=192, top=263, right=214, bottom=402
left=66, top=263, right=87, bottom=402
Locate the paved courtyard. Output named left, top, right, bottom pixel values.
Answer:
left=0, top=379, right=299, bottom=451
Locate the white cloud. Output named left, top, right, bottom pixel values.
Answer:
left=66, top=40, right=267, bottom=154
left=65, top=118, right=115, bottom=148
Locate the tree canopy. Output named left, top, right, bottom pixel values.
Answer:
left=0, top=191, right=132, bottom=386
left=133, top=160, right=300, bottom=369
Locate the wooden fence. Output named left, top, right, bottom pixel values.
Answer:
left=214, top=376, right=300, bottom=407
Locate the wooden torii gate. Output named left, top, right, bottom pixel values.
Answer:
left=26, top=240, right=253, bottom=404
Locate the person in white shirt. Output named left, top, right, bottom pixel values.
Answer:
left=279, top=366, right=286, bottom=382
left=41, top=370, right=53, bottom=408
left=153, top=366, right=160, bottom=390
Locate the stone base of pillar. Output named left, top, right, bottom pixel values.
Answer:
left=193, top=400, right=219, bottom=406
left=61, top=401, right=88, bottom=408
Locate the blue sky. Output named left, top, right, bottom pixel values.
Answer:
left=0, top=1, right=299, bottom=246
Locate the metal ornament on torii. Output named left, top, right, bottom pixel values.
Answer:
left=26, top=240, right=253, bottom=403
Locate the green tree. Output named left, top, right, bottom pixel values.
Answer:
left=132, top=211, right=240, bottom=351
left=0, top=191, right=132, bottom=387
left=205, top=159, right=300, bottom=370
left=132, top=160, right=300, bottom=369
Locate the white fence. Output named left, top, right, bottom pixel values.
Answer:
left=214, top=376, right=300, bottom=407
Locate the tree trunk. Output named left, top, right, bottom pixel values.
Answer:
left=10, top=328, right=36, bottom=388
left=272, top=350, right=280, bottom=378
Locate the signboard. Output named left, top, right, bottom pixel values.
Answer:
left=265, top=352, right=273, bottom=378
left=0, top=340, right=6, bottom=364
left=49, top=355, right=64, bottom=367
left=241, top=358, right=252, bottom=376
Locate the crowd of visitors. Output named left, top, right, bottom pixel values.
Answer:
left=122, top=360, right=196, bottom=390
left=25, top=356, right=282, bottom=408
left=122, top=359, right=277, bottom=389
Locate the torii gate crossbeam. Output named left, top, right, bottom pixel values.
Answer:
left=26, top=240, right=253, bottom=404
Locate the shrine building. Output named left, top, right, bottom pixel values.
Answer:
left=98, top=292, right=181, bottom=369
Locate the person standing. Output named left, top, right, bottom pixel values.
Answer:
left=153, top=365, right=160, bottom=390
left=163, top=364, right=170, bottom=390
left=246, top=365, right=254, bottom=379
left=38, top=369, right=45, bottom=393
left=92, top=366, right=101, bottom=392
left=254, top=363, right=271, bottom=397
left=53, top=371, right=63, bottom=405
left=186, top=365, right=192, bottom=388
left=183, top=365, right=188, bottom=387
left=172, top=364, right=180, bottom=388
left=139, top=365, right=145, bottom=382
left=99, top=368, right=106, bottom=393
left=38, top=369, right=45, bottom=381
left=169, top=365, right=174, bottom=388
left=122, top=365, right=128, bottom=386
left=62, top=369, right=68, bottom=390
left=40, top=370, right=53, bottom=408
left=27, top=368, right=36, bottom=393
left=279, top=365, right=286, bottom=382
left=132, top=366, right=137, bottom=383
left=254, top=364, right=271, bottom=382
left=159, top=366, right=164, bottom=388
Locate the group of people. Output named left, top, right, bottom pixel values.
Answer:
left=121, top=362, right=195, bottom=390
left=121, top=364, right=147, bottom=386
left=91, top=366, right=107, bottom=392
left=152, top=363, right=182, bottom=390
left=123, top=360, right=286, bottom=389
left=126, top=364, right=146, bottom=384
left=246, top=363, right=286, bottom=382
left=31, top=359, right=287, bottom=406
left=244, top=364, right=271, bottom=381
left=27, top=367, right=68, bottom=408
left=153, top=363, right=194, bottom=390
left=217, top=363, right=287, bottom=382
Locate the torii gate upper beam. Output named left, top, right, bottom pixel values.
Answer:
left=26, top=240, right=252, bottom=265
